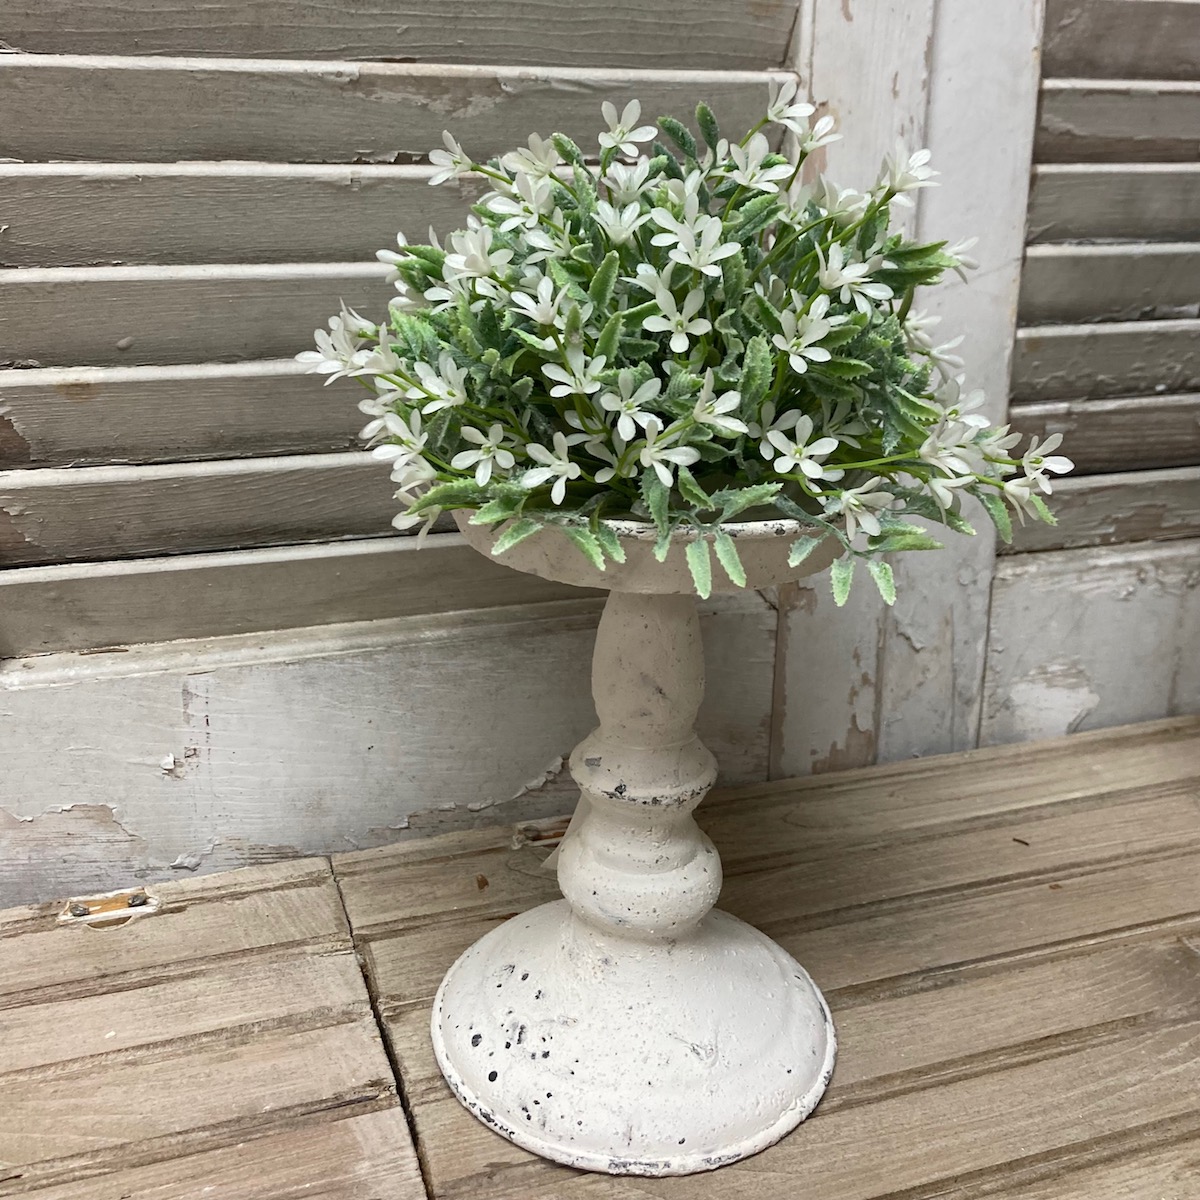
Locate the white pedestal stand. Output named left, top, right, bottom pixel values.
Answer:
left=431, top=516, right=838, bottom=1176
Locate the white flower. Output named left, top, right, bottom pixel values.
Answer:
left=1020, top=433, right=1073, bottom=494
left=511, top=274, right=566, bottom=326
left=815, top=177, right=869, bottom=226
left=747, top=401, right=800, bottom=458
left=637, top=417, right=700, bottom=487
left=919, top=420, right=982, bottom=477
left=927, top=473, right=972, bottom=513
left=295, top=310, right=372, bottom=382
left=599, top=99, right=657, bottom=158
left=501, top=133, right=562, bottom=181
left=522, top=207, right=573, bottom=263
left=444, top=222, right=514, bottom=280
left=669, top=215, right=741, bottom=277
left=542, top=348, right=607, bottom=397
left=428, top=130, right=473, bottom=186
left=589, top=434, right=635, bottom=484
left=485, top=171, right=553, bottom=232
left=605, top=160, right=653, bottom=205
left=764, top=414, right=839, bottom=479
left=773, top=294, right=837, bottom=374
left=692, top=370, right=747, bottom=436
left=409, top=351, right=470, bottom=414
left=595, top=200, right=650, bottom=245
left=649, top=193, right=703, bottom=248
left=1001, top=476, right=1039, bottom=522
left=523, top=431, right=585, bottom=503
left=824, top=477, right=894, bottom=540
left=944, top=236, right=980, bottom=283
left=933, top=376, right=990, bottom=430
left=599, top=370, right=662, bottom=441
left=726, top=132, right=793, bottom=193
left=799, top=114, right=839, bottom=154
left=356, top=324, right=407, bottom=387
left=904, top=309, right=942, bottom=353
left=451, top=423, right=517, bottom=485
left=642, top=284, right=711, bottom=353
left=371, top=410, right=428, bottom=474
left=879, top=144, right=938, bottom=207
left=767, top=77, right=816, bottom=135
left=376, top=232, right=410, bottom=282
left=816, top=243, right=893, bottom=314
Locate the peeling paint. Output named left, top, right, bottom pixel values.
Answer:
left=0, top=404, right=32, bottom=466
left=811, top=715, right=877, bottom=774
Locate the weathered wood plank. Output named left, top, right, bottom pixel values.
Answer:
left=24, top=1109, right=427, bottom=1200
left=1028, top=163, right=1200, bottom=242
left=1019, top=242, right=1200, bottom=324
left=1009, top=393, right=1200, bottom=474
left=1037, top=79, right=1200, bottom=163
left=0, top=163, right=483, bottom=268
left=0, top=263, right=392, bottom=367
left=981, top=540, right=1200, bottom=745
left=1005, top=466, right=1200, bottom=553
left=0, top=360, right=362, bottom=467
left=1043, top=0, right=1200, bottom=80
left=0, top=0, right=797, bottom=69
left=0, top=57, right=787, bottom=164
left=0, top=451, right=397, bottom=565
left=1012, top=319, right=1200, bottom=402
left=0, top=534, right=597, bottom=657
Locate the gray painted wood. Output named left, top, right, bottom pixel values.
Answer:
left=0, top=0, right=797, bottom=68
left=0, top=360, right=361, bottom=467
left=0, top=57, right=786, bottom=163
left=0, top=534, right=598, bottom=657
left=1019, top=243, right=1200, bottom=324
left=1036, top=80, right=1200, bottom=163
left=982, top=541, right=1200, bottom=745
left=1009, top=394, right=1200, bottom=475
left=1043, top=0, right=1200, bottom=80
left=1012, top=320, right=1200, bottom=402
left=0, top=451, right=398, bottom=565
left=1004, top=466, right=1200, bottom=554
left=0, top=163, right=484, bottom=267
left=1028, top=164, right=1200, bottom=243
left=0, top=263, right=393, bottom=367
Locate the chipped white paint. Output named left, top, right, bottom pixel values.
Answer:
left=432, top=519, right=836, bottom=1175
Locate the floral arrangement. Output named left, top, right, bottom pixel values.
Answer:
left=299, top=86, right=1071, bottom=602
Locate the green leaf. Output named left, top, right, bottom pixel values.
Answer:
left=641, top=470, right=670, bottom=535
left=867, top=559, right=896, bottom=606
left=658, top=115, right=698, bottom=159
left=830, top=555, right=855, bottom=607
left=743, top=291, right=782, bottom=335
left=812, top=358, right=873, bottom=379
left=713, top=529, right=747, bottom=587
left=867, top=524, right=944, bottom=552
left=729, top=194, right=783, bottom=243
left=414, top=479, right=490, bottom=510
left=1027, top=493, right=1057, bottom=525
left=551, top=132, right=588, bottom=168
left=978, top=490, right=1013, bottom=544
left=621, top=336, right=659, bottom=361
left=787, top=534, right=825, bottom=567
left=685, top=538, right=713, bottom=599
left=469, top=490, right=526, bottom=525
left=594, top=522, right=627, bottom=564
left=711, top=481, right=782, bottom=520
left=739, top=334, right=772, bottom=412
left=588, top=250, right=620, bottom=311
left=595, top=311, right=622, bottom=363
left=654, top=524, right=673, bottom=562
left=696, top=102, right=721, bottom=154
left=721, top=252, right=747, bottom=307
left=676, top=465, right=711, bottom=509
left=621, top=300, right=659, bottom=326
left=562, top=526, right=606, bottom=571
left=491, top=517, right=544, bottom=556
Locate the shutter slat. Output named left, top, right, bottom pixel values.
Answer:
left=1012, top=320, right=1200, bottom=402
left=1018, top=243, right=1200, bottom=324
left=1043, top=0, right=1200, bottom=81
left=0, top=57, right=787, bottom=164
left=1028, top=163, right=1200, bottom=242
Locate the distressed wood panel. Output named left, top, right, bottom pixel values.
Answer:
left=0, top=857, right=424, bottom=1197
left=0, top=360, right=361, bottom=467
left=1012, top=320, right=1200, bottom=402
left=1005, top=466, right=1200, bottom=553
left=0, top=57, right=786, bottom=164
left=0, top=263, right=392, bottom=367
left=0, top=0, right=797, bottom=68
left=1009, top=394, right=1200, bottom=474
left=0, top=595, right=776, bottom=905
left=1036, top=80, right=1200, bottom=162
left=0, top=451, right=397, bottom=565
left=0, top=534, right=598, bottom=657
left=1043, top=0, right=1200, bottom=80
left=1019, top=242, right=1200, bottom=324
left=0, top=163, right=484, bottom=268
left=1028, top=163, right=1200, bottom=242
left=982, top=540, right=1200, bottom=745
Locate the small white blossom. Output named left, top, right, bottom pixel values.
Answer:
left=511, top=274, right=566, bottom=326
left=599, top=370, right=662, bottom=441
left=605, top=160, right=653, bottom=205
left=927, top=472, right=973, bottom=513
left=428, top=131, right=473, bottom=187
left=542, top=349, right=607, bottom=398
left=815, top=177, right=869, bottom=226
left=799, top=114, right=840, bottom=154
left=501, top=133, right=562, bottom=181
left=880, top=144, right=938, bottom=207
left=296, top=310, right=372, bottom=382
left=764, top=414, right=839, bottom=480
left=649, top=193, right=703, bottom=248
left=523, top=431, right=586, bottom=503
left=824, top=477, right=894, bottom=540
left=944, top=236, right=980, bottom=282
left=485, top=171, right=553, bottom=232
left=376, top=232, right=410, bottom=282
left=669, top=215, right=741, bottom=277
left=1020, top=433, right=1073, bottom=494
left=599, top=99, right=657, bottom=158
left=451, top=423, right=517, bottom=485
left=919, top=420, right=982, bottom=477
left=767, top=77, right=816, bottom=135
left=692, top=370, right=747, bottom=436
left=816, top=243, right=893, bottom=314
left=371, top=410, right=428, bottom=474
left=409, top=351, right=470, bottom=414
left=522, top=207, right=573, bottom=263
left=773, top=294, right=838, bottom=374
left=444, top=222, right=514, bottom=280
left=726, top=133, right=793, bottom=194
left=933, top=376, right=991, bottom=430
left=595, top=200, right=650, bottom=245
left=589, top=434, right=635, bottom=484
left=638, top=417, right=701, bottom=487
left=643, top=285, right=711, bottom=353
left=747, top=401, right=799, bottom=458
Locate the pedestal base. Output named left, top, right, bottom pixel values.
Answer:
left=430, top=900, right=836, bottom=1176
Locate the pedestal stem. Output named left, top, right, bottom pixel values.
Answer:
left=557, top=591, right=721, bottom=939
